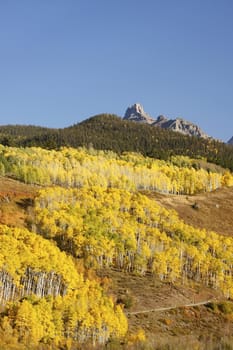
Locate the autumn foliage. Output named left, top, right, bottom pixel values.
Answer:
left=0, top=145, right=232, bottom=348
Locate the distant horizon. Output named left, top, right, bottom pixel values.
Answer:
left=1, top=1, right=233, bottom=142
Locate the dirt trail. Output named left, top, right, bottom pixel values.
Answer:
left=127, top=299, right=212, bottom=315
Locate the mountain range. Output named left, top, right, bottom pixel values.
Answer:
left=0, top=103, right=231, bottom=143
left=0, top=104, right=233, bottom=171
left=123, top=103, right=210, bottom=139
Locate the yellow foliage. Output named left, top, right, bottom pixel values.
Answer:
left=33, top=186, right=233, bottom=298
left=0, top=145, right=232, bottom=194
left=0, top=223, right=128, bottom=346
left=127, top=328, right=146, bottom=345
left=0, top=145, right=233, bottom=347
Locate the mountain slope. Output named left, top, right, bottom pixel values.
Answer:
left=144, top=186, right=233, bottom=237
left=52, top=114, right=233, bottom=171
left=0, top=124, right=53, bottom=136
left=1, top=174, right=233, bottom=349
left=0, top=113, right=233, bottom=170
left=124, top=103, right=155, bottom=124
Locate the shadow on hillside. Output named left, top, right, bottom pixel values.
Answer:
left=16, top=198, right=34, bottom=209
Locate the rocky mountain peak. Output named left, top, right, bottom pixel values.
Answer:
left=124, top=103, right=209, bottom=139
left=133, top=103, right=145, bottom=115
left=157, top=115, right=167, bottom=122
left=153, top=115, right=169, bottom=127
left=123, top=103, right=155, bottom=124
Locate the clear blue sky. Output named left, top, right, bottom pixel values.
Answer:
left=0, top=0, right=233, bottom=141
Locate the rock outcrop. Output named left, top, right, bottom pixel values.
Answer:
left=153, top=116, right=209, bottom=139
left=123, top=103, right=155, bottom=124
left=124, top=103, right=209, bottom=139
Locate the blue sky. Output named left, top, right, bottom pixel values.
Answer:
left=0, top=0, right=233, bottom=141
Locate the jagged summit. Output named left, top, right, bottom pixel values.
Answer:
left=124, top=103, right=209, bottom=139
left=153, top=115, right=169, bottom=126
left=123, top=103, right=155, bottom=124
left=153, top=116, right=209, bottom=139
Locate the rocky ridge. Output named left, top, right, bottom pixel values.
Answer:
left=124, top=103, right=155, bottom=124
left=123, top=103, right=209, bottom=139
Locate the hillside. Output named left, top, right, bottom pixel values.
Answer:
left=0, top=175, right=233, bottom=349
left=145, top=187, right=233, bottom=237
left=0, top=176, right=36, bottom=228
left=0, top=145, right=233, bottom=349
left=1, top=114, right=233, bottom=170
left=99, top=268, right=232, bottom=350
left=0, top=176, right=128, bottom=349
left=0, top=124, right=54, bottom=147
